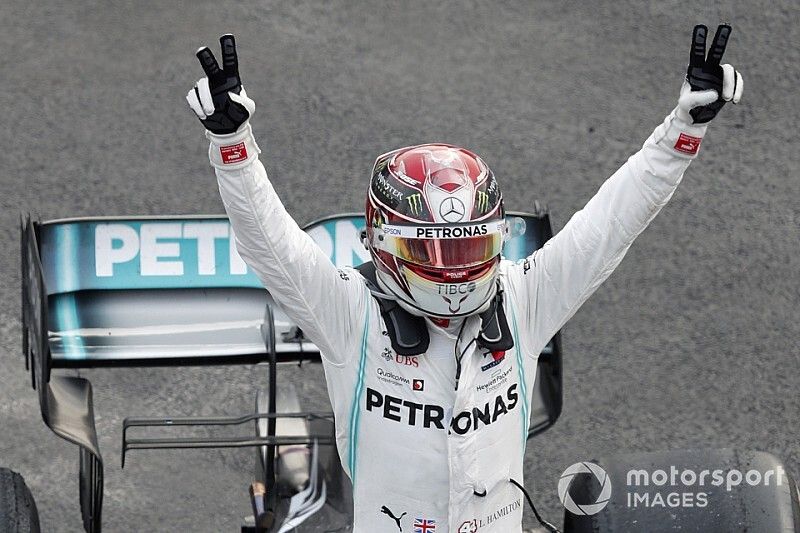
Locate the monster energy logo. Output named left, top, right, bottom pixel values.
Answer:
left=475, top=190, right=490, bottom=213
left=487, top=176, right=498, bottom=195
left=407, top=193, right=422, bottom=215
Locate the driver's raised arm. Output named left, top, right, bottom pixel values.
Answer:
left=186, top=35, right=367, bottom=365
left=511, top=24, right=744, bottom=346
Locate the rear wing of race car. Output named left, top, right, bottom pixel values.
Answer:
left=20, top=208, right=562, bottom=532
left=29, top=215, right=323, bottom=366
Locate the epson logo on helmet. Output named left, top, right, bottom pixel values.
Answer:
left=382, top=226, right=402, bottom=236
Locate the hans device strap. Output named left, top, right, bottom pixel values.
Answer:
left=355, top=262, right=513, bottom=355
left=476, top=291, right=514, bottom=353
left=356, top=262, right=430, bottom=355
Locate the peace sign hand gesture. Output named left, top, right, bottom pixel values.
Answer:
left=677, top=24, right=744, bottom=125
left=186, top=34, right=255, bottom=135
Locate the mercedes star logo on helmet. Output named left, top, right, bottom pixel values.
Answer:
left=558, top=462, right=612, bottom=515
left=439, top=197, right=466, bottom=222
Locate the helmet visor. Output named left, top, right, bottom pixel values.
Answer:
left=375, top=221, right=506, bottom=268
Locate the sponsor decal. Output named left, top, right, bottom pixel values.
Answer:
left=476, top=366, right=512, bottom=394
left=338, top=269, right=350, bottom=281
left=395, top=354, right=419, bottom=367
left=381, top=348, right=394, bottom=362
left=375, top=173, right=404, bottom=202
left=376, top=367, right=410, bottom=387
left=474, top=190, right=489, bottom=213
left=395, top=170, right=421, bottom=187
left=407, top=193, right=423, bottom=215
left=480, top=350, right=506, bottom=371
left=443, top=271, right=468, bottom=281
left=416, top=224, right=487, bottom=239
left=381, top=221, right=504, bottom=239
left=459, top=499, right=521, bottom=531
left=220, top=142, right=248, bottom=164
left=365, top=385, right=518, bottom=433
left=437, top=282, right=476, bottom=296
left=486, top=175, right=498, bottom=195
left=46, top=214, right=372, bottom=294
left=381, top=505, right=407, bottom=531
left=449, top=384, right=518, bottom=435
left=94, top=222, right=247, bottom=279
left=439, top=197, right=466, bottom=222
left=413, top=517, right=436, bottom=532
left=412, top=379, right=424, bottom=391
left=366, top=387, right=445, bottom=428
left=481, top=358, right=503, bottom=372
left=674, top=133, right=702, bottom=155
left=383, top=225, right=402, bottom=236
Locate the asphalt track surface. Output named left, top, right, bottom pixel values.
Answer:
left=1, top=1, right=798, bottom=531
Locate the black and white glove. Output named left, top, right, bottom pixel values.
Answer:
left=186, top=34, right=255, bottom=135
left=677, top=24, right=743, bottom=125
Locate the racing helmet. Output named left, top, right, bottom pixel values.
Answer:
left=365, top=143, right=506, bottom=318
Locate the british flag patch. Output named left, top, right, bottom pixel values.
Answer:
left=413, top=517, right=436, bottom=532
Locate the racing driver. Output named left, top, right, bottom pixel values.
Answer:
left=186, top=25, right=743, bottom=533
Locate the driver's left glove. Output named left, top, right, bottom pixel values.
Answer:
left=677, top=24, right=744, bottom=125
left=657, top=23, right=744, bottom=158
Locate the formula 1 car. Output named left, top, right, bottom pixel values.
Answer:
left=10, top=208, right=561, bottom=533
left=6, top=209, right=800, bottom=533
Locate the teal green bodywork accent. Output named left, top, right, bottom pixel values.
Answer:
left=55, top=293, right=85, bottom=359
left=52, top=224, right=86, bottom=358
left=53, top=225, right=81, bottom=293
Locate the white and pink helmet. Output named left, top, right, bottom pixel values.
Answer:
left=365, top=143, right=506, bottom=318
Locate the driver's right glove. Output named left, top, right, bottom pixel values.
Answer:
left=186, top=34, right=259, bottom=169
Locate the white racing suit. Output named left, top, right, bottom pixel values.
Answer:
left=207, top=110, right=707, bottom=533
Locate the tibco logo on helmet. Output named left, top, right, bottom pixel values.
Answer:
left=558, top=462, right=613, bottom=516
left=365, top=143, right=506, bottom=318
